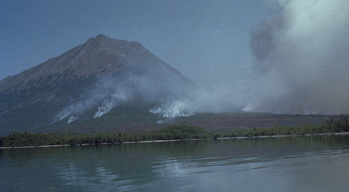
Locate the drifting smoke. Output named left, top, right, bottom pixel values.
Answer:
left=245, top=0, right=349, bottom=114
left=150, top=83, right=246, bottom=120
left=54, top=0, right=349, bottom=123
left=53, top=70, right=196, bottom=124
left=154, top=0, right=349, bottom=117
left=54, top=76, right=132, bottom=123
left=54, top=71, right=245, bottom=124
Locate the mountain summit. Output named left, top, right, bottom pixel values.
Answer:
left=0, top=35, right=188, bottom=91
left=0, top=35, right=194, bottom=135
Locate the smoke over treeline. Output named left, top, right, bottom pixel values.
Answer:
left=245, top=0, right=349, bottom=114
left=166, top=0, right=349, bottom=115
left=55, top=0, right=349, bottom=123
left=54, top=70, right=245, bottom=124
left=54, top=69, right=196, bottom=123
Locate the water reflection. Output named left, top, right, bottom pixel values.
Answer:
left=1, top=135, right=349, bottom=191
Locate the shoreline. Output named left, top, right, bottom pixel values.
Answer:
left=217, top=131, right=349, bottom=140
left=1, top=131, right=348, bottom=150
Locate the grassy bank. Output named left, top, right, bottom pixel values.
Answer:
left=1, top=118, right=349, bottom=148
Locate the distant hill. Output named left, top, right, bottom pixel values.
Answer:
left=0, top=35, right=195, bottom=135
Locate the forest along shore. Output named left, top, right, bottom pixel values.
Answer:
left=1, top=118, right=349, bottom=148
left=2, top=131, right=349, bottom=149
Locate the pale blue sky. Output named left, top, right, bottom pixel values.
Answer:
left=0, top=0, right=279, bottom=87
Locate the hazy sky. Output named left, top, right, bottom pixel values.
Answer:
left=0, top=0, right=277, bottom=87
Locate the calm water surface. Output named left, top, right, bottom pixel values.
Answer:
left=1, top=135, right=349, bottom=191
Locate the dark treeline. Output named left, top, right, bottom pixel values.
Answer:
left=0, top=125, right=213, bottom=147
left=215, top=117, right=349, bottom=138
left=1, top=118, right=349, bottom=147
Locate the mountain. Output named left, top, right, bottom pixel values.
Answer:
left=0, top=35, right=195, bottom=135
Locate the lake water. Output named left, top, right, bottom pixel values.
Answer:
left=1, top=135, right=349, bottom=191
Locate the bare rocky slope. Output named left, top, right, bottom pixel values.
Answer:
left=0, top=35, right=194, bottom=135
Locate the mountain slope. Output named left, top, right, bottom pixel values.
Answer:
left=0, top=35, right=194, bottom=135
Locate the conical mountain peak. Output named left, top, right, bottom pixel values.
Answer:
left=0, top=35, right=184, bottom=92
left=84, top=34, right=146, bottom=57
left=0, top=35, right=194, bottom=134
left=0, top=35, right=152, bottom=88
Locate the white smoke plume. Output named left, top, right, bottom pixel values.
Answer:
left=54, top=0, right=349, bottom=123
left=54, top=77, right=132, bottom=123
left=53, top=69, right=195, bottom=124
left=246, top=0, right=349, bottom=114
left=154, top=0, right=349, bottom=116
left=54, top=72, right=246, bottom=124
left=150, top=83, right=247, bottom=122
